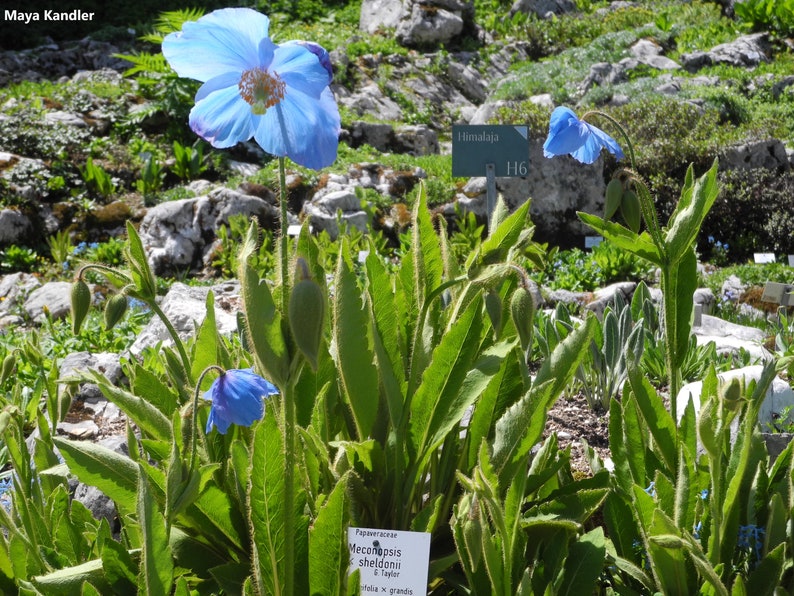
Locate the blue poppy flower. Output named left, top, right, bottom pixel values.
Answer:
left=162, top=8, right=340, bottom=170
left=203, top=368, right=279, bottom=434
left=543, top=106, right=624, bottom=164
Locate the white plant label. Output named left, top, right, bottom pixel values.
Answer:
left=754, top=252, right=776, bottom=264
left=348, top=527, right=431, bottom=594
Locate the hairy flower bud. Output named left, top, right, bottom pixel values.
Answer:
left=70, top=279, right=91, bottom=334
left=289, top=276, right=325, bottom=371
left=604, top=178, right=624, bottom=220
left=510, top=286, right=536, bottom=353
left=718, top=376, right=744, bottom=411
left=104, top=293, right=128, bottom=330
left=485, top=291, right=503, bottom=338
left=0, top=352, right=14, bottom=386
left=620, top=189, right=641, bottom=233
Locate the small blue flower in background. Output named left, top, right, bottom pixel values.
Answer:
left=737, top=524, right=765, bottom=562
left=203, top=368, right=279, bottom=434
left=162, top=8, right=340, bottom=170
left=543, top=106, right=624, bottom=164
left=693, top=521, right=703, bottom=540
left=0, top=476, right=12, bottom=512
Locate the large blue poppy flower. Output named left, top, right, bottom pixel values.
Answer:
left=203, top=368, right=279, bottom=434
left=543, top=106, right=624, bottom=164
left=162, top=8, right=339, bottom=170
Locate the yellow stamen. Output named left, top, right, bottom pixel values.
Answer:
left=238, top=67, right=286, bottom=115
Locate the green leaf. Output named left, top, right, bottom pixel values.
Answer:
left=53, top=438, right=138, bottom=517
left=577, top=212, right=663, bottom=265
left=82, top=370, right=172, bottom=443
left=333, top=245, right=380, bottom=439
left=99, top=530, right=138, bottom=593
left=32, top=559, right=111, bottom=595
left=603, top=493, right=640, bottom=560
left=626, top=366, right=677, bottom=473
left=479, top=200, right=531, bottom=264
left=646, top=511, right=692, bottom=594
left=492, top=316, right=596, bottom=476
left=137, top=464, right=173, bottom=596
left=130, top=364, right=178, bottom=417
left=124, top=221, right=157, bottom=301
left=745, top=543, right=785, bottom=595
left=466, top=347, right=524, bottom=471
left=665, top=159, right=719, bottom=264
left=366, top=250, right=406, bottom=427
left=249, top=405, right=286, bottom=594
left=412, top=182, right=444, bottom=308
left=557, top=527, right=606, bottom=596
left=608, top=396, right=635, bottom=492
left=191, top=291, right=230, bottom=388
left=309, top=475, right=351, bottom=596
left=669, top=247, right=698, bottom=373
left=238, top=222, right=290, bottom=388
left=409, top=296, right=483, bottom=467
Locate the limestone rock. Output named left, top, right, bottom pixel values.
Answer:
left=359, top=0, right=404, bottom=33
left=677, top=365, right=794, bottom=441
left=681, top=33, right=770, bottom=72
left=129, top=281, right=241, bottom=356
left=23, top=281, right=72, bottom=323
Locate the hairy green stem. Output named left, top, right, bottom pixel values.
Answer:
left=277, top=156, right=295, bottom=596
left=191, top=365, right=225, bottom=471
left=279, top=156, right=290, bottom=317
left=77, top=262, right=192, bottom=379
left=149, top=300, right=192, bottom=382
left=282, top=379, right=296, bottom=596
left=661, top=268, right=680, bottom=418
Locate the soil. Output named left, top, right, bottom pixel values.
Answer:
left=543, top=393, right=612, bottom=474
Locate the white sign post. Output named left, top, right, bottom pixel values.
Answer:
left=348, top=527, right=431, bottom=594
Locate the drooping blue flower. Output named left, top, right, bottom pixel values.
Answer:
left=203, top=368, right=279, bottom=434
left=162, top=8, right=340, bottom=170
left=543, top=106, right=624, bottom=164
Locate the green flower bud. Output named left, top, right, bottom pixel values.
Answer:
left=718, top=376, right=744, bottom=411
left=485, top=291, right=503, bottom=338
left=0, top=353, right=14, bottom=386
left=604, top=178, right=624, bottom=220
left=288, top=276, right=325, bottom=371
left=510, top=286, right=536, bottom=353
left=70, top=279, right=91, bottom=334
left=104, top=293, right=128, bottom=330
left=620, top=189, right=641, bottom=233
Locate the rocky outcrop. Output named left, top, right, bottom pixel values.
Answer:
left=360, top=0, right=476, bottom=48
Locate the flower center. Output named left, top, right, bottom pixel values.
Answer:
left=238, top=67, right=286, bottom=115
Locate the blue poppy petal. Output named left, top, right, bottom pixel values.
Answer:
left=254, top=86, right=339, bottom=169
left=543, top=106, right=624, bottom=163
left=257, top=37, right=277, bottom=71
left=543, top=124, right=586, bottom=157
left=189, top=86, right=255, bottom=148
left=195, top=71, right=241, bottom=102
left=203, top=368, right=273, bottom=434
left=206, top=405, right=232, bottom=434
left=162, top=8, right=269, bottom=82
left=547, top=106, right=578, bottom=136
left=280, top=40, right=334, bottom=84
left=584, top=122, right=624, bottom=160
left=272, top=44, right=330, bottom=99
left=569, top=123, right=623, bottom=164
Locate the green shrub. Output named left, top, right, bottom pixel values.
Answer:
left=702, top=169, right=794, bottom=262
left=734, top=0, right=794, bottom=37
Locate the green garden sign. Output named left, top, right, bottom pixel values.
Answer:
left=452, top=125, right=530, bottom=227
